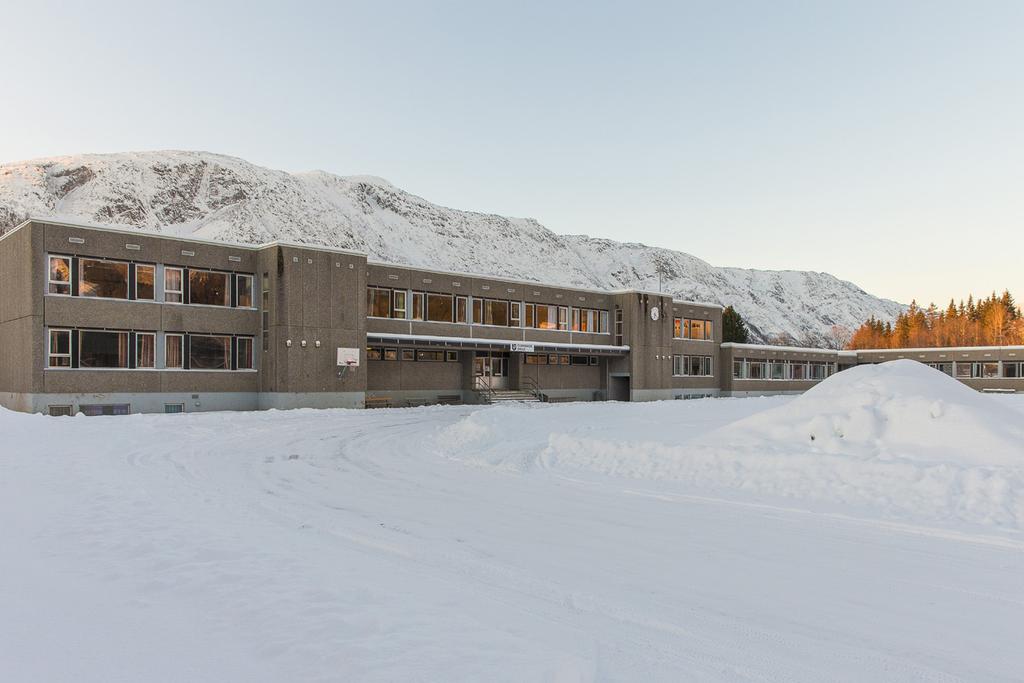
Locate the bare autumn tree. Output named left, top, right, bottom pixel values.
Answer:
left=825, top=325, right=853, bottom=350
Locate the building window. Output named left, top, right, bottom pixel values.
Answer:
left=411, top=292, right=425, bottom=320
left=1003, top=362, right=1019, bottom=378
left=189, top=270, right=230, bottom=307
left=955, top=362, right=972, bottom=379
left=367, top=347, right=383, bottom=361
left=427, top=293, right=454, bottom=323
left=237, top=274, right=254, bottom=308
left=983, top=362, right=1000, bottom=378
left=400, top=349, right=415, bottom=361
left=136, top=332, right=156, bottom=368
left=483, top=299, right=509, bottom=326
left=525, top=303, right=535, bottom=328
left=510, top=301, right=521, bottom=327
left=557, top=306, right=568, bottom=331
left=732, top=360, right=745, bottom=378
left=416, top=350, right=445, bottom=361
left=791, top=363, right=806, bottom=380
left=534, top=304, right=558, bottom=330
left=48, top=255, right=71, bottom=295
left=48, top=329, right=72, bottom=367
left=383, top=348, right=399, bottom=361
left=135, top=264, right=155, bottom=300
left=770, top=361, right=787, bottom=380
left=79, top=258, right=129, bottom=299
left=80, top=404, right=131, bottom=416
left=237, top=337, right=254, bottom=370
left=673, top=317, right=682, bottom=338
left=589, top=355, right=599, bottom=365
left=456, top=296, right=468, bottom=324
left=393, top=290, right=407, bottom=319
left=446, top=351, right=458, bottom=362
left=190, top=335, right=231, bottom=370
left=525, top=354, right=546, bottom=365
left=472, top=298, right=482, bottom=324
left=48, top=405, right=73, bottom=417
left=262, top=272, right=270, bottom=352
left=572, top=308, right=604, bottom=333
left=164, top=403, right=185, bottom=414
left=165, top=267, right=184, bottom=303
left=571, top=355, right=589, bottom=366
left=165, top=334, right=184, bottom=369
left=79, top=330, right=129, bottom=368
left=747, top=360, right=766, bottom=379
left=367, top=287, right=391, bottom=318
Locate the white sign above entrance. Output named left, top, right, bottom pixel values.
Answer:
left=510, top=343, right=535, bottom=352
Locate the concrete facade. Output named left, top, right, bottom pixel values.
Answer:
left=0, top=218, right=1021, bottom=415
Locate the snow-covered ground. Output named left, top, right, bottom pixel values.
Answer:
left=2, top=362, right=1022, bottom=681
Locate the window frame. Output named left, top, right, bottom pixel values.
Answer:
left=134, top=263, right=156, bottom=301
left=164, top=267, right=184, bottom=304
left=136, top=331, right=157, bottom=369
left=236, top=273, right=255, bottom=308
left=78, top=257, right=130, bottom=300
left=237, top=336, right=255, bottom=370
left=165, top=333, right=184, bottom=369
left=47, top=328, right=72, bottom=368
left=48, top=255, right=72, bottom=295
left=188, top=268, right=231, bottom=307
left=78, top=329, right=130, bottom=369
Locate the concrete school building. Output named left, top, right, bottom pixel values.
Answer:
left=0, top=218, right=1021, bottom=416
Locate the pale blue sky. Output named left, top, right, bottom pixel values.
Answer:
left=4, top=1, right=1023, bottom=307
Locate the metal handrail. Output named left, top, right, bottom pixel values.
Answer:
left=474, top=375, right=497, bottom=402
left=519, top=375, right=545, bottom=401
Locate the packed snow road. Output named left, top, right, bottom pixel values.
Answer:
left=1, top=368, right=1022, bottom=681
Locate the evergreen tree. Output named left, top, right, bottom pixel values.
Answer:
left=721, top=305, right=751, bottom=343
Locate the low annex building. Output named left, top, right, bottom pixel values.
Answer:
left=0, top=218, right=1021, bottom=415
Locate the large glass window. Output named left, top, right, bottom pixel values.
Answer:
left=190, top=335, right=231, bottom=370
left=673, top=355, right=684, bottom=376
left=732, top=360, right=745, bottom=379
left=983, top=362, right=1000, bottom=378
left=557, top=306, right=569, bottom=331
left=673, top=317, right=682, bottom=338
left=136, top=332, right=156, bottom=368
left=135, top=264, right=155, bottom=300
left=747, top=360, right=766, bottom=379
left=48, top=256, right=71, bottom=295
left=237, top=337, right=254, bottom=370
left=165, top=267, right=183, bottom=303
left=484, top=300, right=509, bottom=326
left=165, top=334, right=183, bottom=368
left=456, top=296, right=468, bottom=323
left=79, top=330, right=129, bottom=368
left=236, top=274, right=254, bottom=307
left=80, top=258, right=129, bottom=299
left=427, top=293, right=454, bottom=322
left=534, top=304, right=558, bottom=330
left=791, top=363, right=806, bottom=380
left=510, top=301, right=521, bottom=327
left=367, top=287, right=391, bottom=318
left=48, top=329, right=71, bottom=367
left=955, top=362, right=972, bottom=379
left=770, top=361, right=787, bottom=380
left=1004, top=362, right=1019, bottom=378
left=189, top=270, right=230, bottom=307
left=573, top=308, right=602, bottom=333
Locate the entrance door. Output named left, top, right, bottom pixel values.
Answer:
left=474, top=352, right=509, bottom=390
left=610, top=375, right=631, bottom=401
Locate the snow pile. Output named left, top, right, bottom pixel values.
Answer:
left=435, top=362, right=1024, bottom=528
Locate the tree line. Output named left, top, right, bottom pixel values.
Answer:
left=848, top=291, right=1024, bottom=349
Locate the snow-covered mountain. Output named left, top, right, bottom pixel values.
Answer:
left=0, top=151, right=903, bottom=343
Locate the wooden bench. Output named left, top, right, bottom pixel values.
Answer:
left=437, top=395, right=463, bottom=405
left=365, top=396, right=392, bottom=409
left=545, top=396, right=575, bottom=403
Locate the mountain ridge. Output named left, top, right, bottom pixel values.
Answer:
left=0, top=150, right=904, bottom=343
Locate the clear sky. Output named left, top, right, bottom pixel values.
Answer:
left=4, top=0, right=1022, bottom=307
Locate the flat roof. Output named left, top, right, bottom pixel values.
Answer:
left=6, top=216, right=723, bottom=309
left=721, top=342, right=856, bottom=356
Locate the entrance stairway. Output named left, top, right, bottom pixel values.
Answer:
left=484, top=389, right=542, bottom=404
